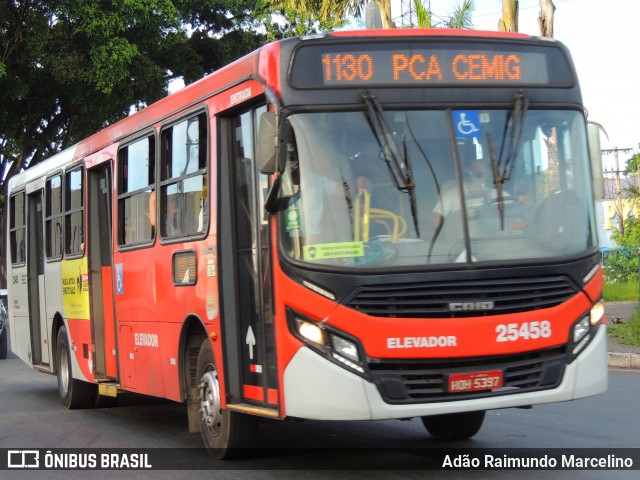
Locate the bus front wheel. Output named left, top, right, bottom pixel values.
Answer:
left=196, top=338, right=257, bottom=459
left=56, top=326, right=96, bottom=409
left=421, top=410, right=486, bottom=440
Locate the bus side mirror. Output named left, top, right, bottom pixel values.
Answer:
left=587, top=121, right=605, bottom=201
left=257, top=111, right=277, bottom=174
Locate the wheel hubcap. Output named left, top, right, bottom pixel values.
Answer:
left=198, top=366, right=222, bottom=435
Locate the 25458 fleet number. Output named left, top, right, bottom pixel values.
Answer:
left=496, top=320, right=552, bottom=342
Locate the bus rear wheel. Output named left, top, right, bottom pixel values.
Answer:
left=196, top=338, right=257, bottom=459
left=56, top=326, right=96, bottom=409
left=421, top=411, right=486, bottom=440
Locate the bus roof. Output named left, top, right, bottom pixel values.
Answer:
left=9, top=46, right=266, bottom=190
left=328, top=28, right=533, bottom=40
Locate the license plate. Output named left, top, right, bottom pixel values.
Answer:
left=448, top=370, right=503, bottom=393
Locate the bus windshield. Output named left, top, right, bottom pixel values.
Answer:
left=279, top=108, right=597, bottom=268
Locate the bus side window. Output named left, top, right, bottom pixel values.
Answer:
left=65, top=167, right=84, bottom=256
left=118, top=135, right=156, bottom=246
left=9, top=192, right=26, bottom=265
left=160, top=112, right=208, bottom=239
left=45, top=175, right=64, bottom=259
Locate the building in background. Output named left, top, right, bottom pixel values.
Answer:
left=597, top=177, right=640, bottom=249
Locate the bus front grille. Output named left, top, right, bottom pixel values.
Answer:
left=368, top=346, right=567, bottom=404
left=347, top=275, right=577, bottom=318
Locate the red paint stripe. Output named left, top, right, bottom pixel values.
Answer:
left=267, top=389, right=279, bottom=405
left=243, top=384, right=264, bottom=402
left=242, top=385, right=279, bottom=406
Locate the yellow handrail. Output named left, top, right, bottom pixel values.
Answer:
left=354, top=188, right=406, bottom=243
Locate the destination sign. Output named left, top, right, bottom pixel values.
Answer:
left=289, top=41, right=573, bottom=88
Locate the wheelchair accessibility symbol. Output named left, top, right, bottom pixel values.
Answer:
left=453, top=110, right=481, bottom=138
left=116, top=263, right=124, bottom=295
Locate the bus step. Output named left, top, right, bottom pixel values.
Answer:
left=226, top=403, right=280, bottom=419
left=33, top=364, right=52, bottom=373
left=98, top=382, right=120, bottom=397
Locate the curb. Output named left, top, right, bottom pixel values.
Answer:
left=607, top=352, right=640, bottom=370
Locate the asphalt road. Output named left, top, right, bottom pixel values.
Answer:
left=1, top=344, right=639, bottom=480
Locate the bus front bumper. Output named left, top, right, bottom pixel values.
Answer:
left=283, top=325, right=607, bottom=420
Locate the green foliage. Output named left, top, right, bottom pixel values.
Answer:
left=279, top=0, right=474, bottom=29
left=414, top=0, right=432, bottom=28
left=605, top=218, right=640, bottom=283
left=624, top=153, right=640, bottom=176
left=414, top=0, right=474, bottom=29
left=0, top=1, right=335, bottom=287
left=446, top=0, right=475, bottom=29
left=271, top=0, right=369, bottom=24
left=609, top=308, right=640, bottom=346
left=1, top=1, right=334, bottom=187
left=603, top=248, right=638, bottom=284
left=0, top=1, right=259, bottom=180
left=612, top=217, right=640, bottom=248
left=603, top=281, right=639, bottom=302
left=255, top=0, right=345, bottom=41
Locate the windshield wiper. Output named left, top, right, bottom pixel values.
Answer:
left=361, top=91, right=420, bottom=237
left=402, top=136, right=420, bottom=238
left=488, top=90, right=529, bottom=230
left=403, top=112, right=444, bottom=261
left=340, top=168, right=354, bottom=230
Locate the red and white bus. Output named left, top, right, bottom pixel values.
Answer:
left=6, top=29, right=607, bottom=458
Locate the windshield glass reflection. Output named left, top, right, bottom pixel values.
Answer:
left=278, top=109, right=597, bottom=268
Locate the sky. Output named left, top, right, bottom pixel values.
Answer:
left=167, top=1, right=638, bottom=169
left=390, top=0, right=640, bottom=169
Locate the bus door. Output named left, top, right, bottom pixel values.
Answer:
left=219, top=105, right=279, bottom=410
left=26, top=190, right=48, bottom=365
left=87, top=163, right=118, bottom=380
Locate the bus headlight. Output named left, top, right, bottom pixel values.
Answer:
left=288, top=308, right=366, bottom=376
left=590, top=301, right=605, bottom=325
left=296, top=319, right=326, bottom=346
left=571, top=301, right=604, bottom=357
left=573, top=317, right=590, bottom=345
left=330, top=334, right=360, bottom=363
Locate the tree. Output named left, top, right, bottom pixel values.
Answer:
left=274, top=1, right=393, bottom=28
left=538, top=0, right=556, bottom=37
left=0, top=0, right=331, bottom=286
left=277, top=0, right=474, bottom=30
left=608, top=218, right=640, bottom=283
left=535, top=1, right=560, bottom=194
left=254, top=1, right=345, bottom=41
left=0, top=0, right=271, bottom=179
left=619, top=153, right=640, bottom=230
left=444, top=0, right=475, bottom=29
left=1, top=1, right=170, bottom=282
left=414, top=0, right=433, bottom=28
left=498, top=0, right=518, bottom=32
left=414, top=0, right=474, bottom=29
left=624, top=153, right=640, bottom=177
left=607, top=147, right=638, bottom=280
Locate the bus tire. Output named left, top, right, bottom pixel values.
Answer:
left=196, top=338, right=257, bottom=459
left=0, top=328, right=7, bottom=359
left=56, top=326, right=96, bottom=409
left=421, top=410, right=486, bottom=440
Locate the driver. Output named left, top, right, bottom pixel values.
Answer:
left=431, top=157, right=510, bottom=228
